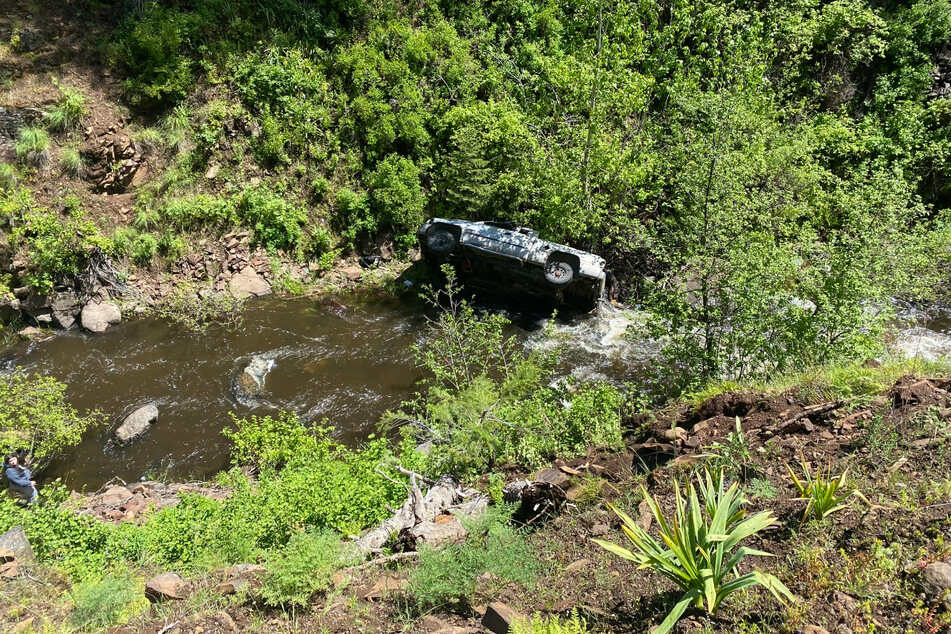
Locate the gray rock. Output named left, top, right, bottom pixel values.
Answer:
left=51, top=291, right=81, bottom=330
left=233, top=356, right=274, bottom=404
left=229, top=266, right=271, bottom=299
left=81, top=300, right=121, bottom=333
left=482, top=602, right=522, bottom=634
left=0, top=526, right=34, bottom=562
left=922, top=562, right=951, bottom=607
left=116, top=403, right=159, bottom=443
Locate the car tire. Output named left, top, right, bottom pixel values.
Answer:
left=426, top=226, right=457, bottom=254
left=544, top=256, right=575, bottom=285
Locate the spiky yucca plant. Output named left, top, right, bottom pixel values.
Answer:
left=787, top=460, right=851, bottom=522
left=593, top=470, right=793, bottom=634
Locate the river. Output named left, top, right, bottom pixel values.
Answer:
left=3, top=293, right=949, bottom=489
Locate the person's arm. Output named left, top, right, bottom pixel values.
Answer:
left=4, top=467, right=31, bottom=488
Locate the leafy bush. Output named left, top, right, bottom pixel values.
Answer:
left=132, top=206, right=161, bottom=231
left=235, top=187, right=307, bottom=253
left=15, top=127, right=50, bottom=165
left=389, top=272, right=623, bottom=476
left=0, top=372, right=103, bottom=469
left=368, top=154, right=426, bottom=249
left=44, top=83, right=88, bottom=132
left=153, top=284, right=244, bottom=332
left=224, top=410, right=317, bottom=472
left=131, top=233, right=159, bottom=265
left=787, top=460, right=853, bottom=522
left=107, top=5, right=196, bottom=109
left=158, top=232, right=187, bottom=260
left=593, top=470, right=793, bottom=634
left=160, top=194, right=237, bottom=232
left=69, top=574, right=146, bottom=631
left=259, top=529, right=358, bottom=607
left=409, top=505, right=540, bottom=607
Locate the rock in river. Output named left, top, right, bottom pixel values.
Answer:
left=80, top=299, right=121, bottom=333
left=234, top=356, right=274, bottom=405
left=116, top=403, right=159, bottom=443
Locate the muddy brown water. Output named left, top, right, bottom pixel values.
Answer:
left=4, top=295, right=428, bottom=489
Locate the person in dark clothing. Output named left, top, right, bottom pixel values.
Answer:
left=4, top=453, right=37, bottom=504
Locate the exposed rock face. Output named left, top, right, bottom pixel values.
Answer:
left=145, top=572, right=187, bottom=601
left=0, top=526, right=34, bottom=562
left=80, top=299, right=121, bottom=333
left=233, top=355, right=274, bottom=404
left=115, top=403, right=159, bottom=443
left=81, top=129, right=147, bottom=194
left=229, top=265, right=272, bottom=298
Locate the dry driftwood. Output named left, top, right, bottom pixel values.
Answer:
left=354, top=473, right=485, bottom=555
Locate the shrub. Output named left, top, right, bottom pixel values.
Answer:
left=132, top=205, right=161, bottom=230
left=224, top=410, right=317, bottom=472
left=109, top=226, right=138, bottom=258
left=107, top=5, right=196, bottom=109
left=0, top=163, right=17, bottom=188
left=409, top=505, right=539, bottom=607
left=161, top=194, right=236, bottom=231
left=44, top=83, right=88, bottom=132
left=153, top=284, right=244, bottom=332
left=259, top=529, right=358, bottom=607
left=60, top=147, right=83, bottom=177
left=235, top=187, right=307, bottom=253
left=15, top=127, right=50, bottom=166
left=368, top=154, right=426, bottom=250
left=787, top=460, right=852, bottom=522
left=131, top=233, right=158, bottom=265
left=69, top=574, right=146, bottom=631
left=593, top=470, right=793, bottom=634
left=0, top=372, right=103, bottom=469
left=158, top=232, right=187, bottom=260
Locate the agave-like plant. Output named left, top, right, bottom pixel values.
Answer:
left=593, top=470, right=793, bottom=634
left=786, top=460, right=851, bottom=523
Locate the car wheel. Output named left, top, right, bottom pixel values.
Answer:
left=426, top=227, right=457, bottom=254
left=544, top=257, right=574, bottom=285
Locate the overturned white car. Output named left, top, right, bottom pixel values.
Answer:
left=417, top=218, right=606, bottom=310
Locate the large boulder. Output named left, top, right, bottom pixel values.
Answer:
left=81, top=300, right=121, bottom=333
left=229, top=266, right=271, bottom=299
left=145, top=572, right=186, bottom=602
left=51, top=290, right=82, bottom=330
left=115, top=403, right=159, bottom=443
left=922, top=561, right=951, bottom=608
left=0, top=526, right=33, bottom=562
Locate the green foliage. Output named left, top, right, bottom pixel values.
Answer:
left=235, top=187, right=307, bottom=254
left=512, top=610, right=590, bottom=634
left=593, top=470, right=793, bottom=634
left=14, top=127, right=49, bottom=164
left=704, top=417, right=754, bottom=480
left=787, top=460, right=853, bottom=522
left=132, top=205, right=161, bottom=231
left=0, top=372, right=102, bottom=469
left=390, top=271, right=623, bottom=476
left=0, top=163, right=15, bottom=188
left=131, top=233, right=158, bottom=265
left=153, top=284, right=244, bottom=332
left=107, top=4, right=196, bottom=108
left=224, top=410, right=315, bottom=472
left=59, top=147, right=83, bottom=177
left=368, top=154, right=425, bottom=250
left=259, top=529, right=358, bottom=607
left=44, top=82, right=88, bottom=132
left=409, top=505, right=540, bottom=607
left=69, top=574, right=146, bottom=631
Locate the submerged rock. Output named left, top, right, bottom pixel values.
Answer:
left=234, top=356, right=274, bottom=404
left=80, top=299, right=121, bottom=333
left=115, top=403, right=159, bottom=443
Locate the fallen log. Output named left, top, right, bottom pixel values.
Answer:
left=354, top=473, right=486, bottom=555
